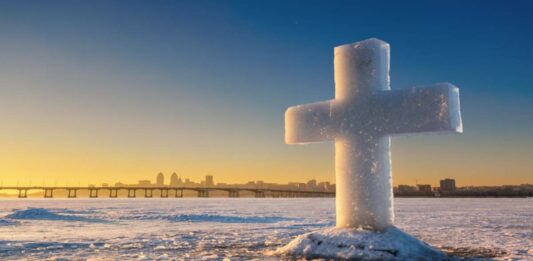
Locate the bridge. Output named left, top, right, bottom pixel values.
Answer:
left=0, top=186, right=335, bottom=198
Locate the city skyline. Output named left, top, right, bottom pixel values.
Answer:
left=2, top=172, right=531, bottom=198
left=4, top=172, right=530, bottom=190
left=1, top=169, right=532, bottom=188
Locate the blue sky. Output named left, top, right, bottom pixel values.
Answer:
left=1, top=1, right=532, bottom=185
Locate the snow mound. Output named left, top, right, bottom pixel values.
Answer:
left=6, top=208, right=105, bottom=222
left=275, top=226, right=450, bottom=260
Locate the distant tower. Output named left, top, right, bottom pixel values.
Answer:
left=156, top=172, right=165, bottom=186
left=170, top=172, right=178, bottom=187
left=205, top=175, right=214, bottom=187
left=439, top=178, right=456, bottom=192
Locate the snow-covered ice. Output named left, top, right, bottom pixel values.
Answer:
left=5, top=208, right=106, bottom=223
left=0, top=198, right=531, bottom=260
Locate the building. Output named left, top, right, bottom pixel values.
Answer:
left=397, top=185, right=416, bottom=192
left=170, top=173, right=179, bottom=186
left=317, top=181, right=332, bottom=191
left=440, top=178, right=456, bottom=192
left=307, top=179, right=317, bottom=190
left=417, top=184, right=432, bottom=192
left=138, top=180, right=151, bottom=186
left=156, top=172, right=164, bottom=186
left=205, top=175, right=214, bottom=187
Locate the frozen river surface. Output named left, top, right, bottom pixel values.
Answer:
left=0, top=198, right=532, bottom=260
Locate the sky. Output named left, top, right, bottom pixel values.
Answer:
left=1, top=0, right=532, bottom=187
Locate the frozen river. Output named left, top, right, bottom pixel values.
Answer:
left=0, top=198, right=531, bottom=260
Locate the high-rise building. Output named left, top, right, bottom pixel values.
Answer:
left=440, top=178, right=456, bottom=192
left=170, top=173, right=179, bottom=186
left=156, top=172, right=164, bottom=186
left=205, top=175, right=214, bottom=187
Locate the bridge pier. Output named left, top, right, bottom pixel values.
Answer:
left=255, top=191, right=266, bottom=198
left=160, top=189, right=169, bottom=198
left=128, top=189, right=136, bottom=198
left=228, top=191, right=240, bottom=198
left=109, top=189, right=118, bottom=198
left=44, top=188, right=54, bottom=198
left=18, top=189, right=27, bottom=198
left=198, top=190, right=209, bottom=198
left=175, top=189, right=183, bottom=198
left=67, top=189, right=77, bottom=198
left=89, top=189, right=99, bottom=198
left=144, top=189, right=153, bottom=198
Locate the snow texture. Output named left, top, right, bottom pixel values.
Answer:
left=275, top=226, right=448, bottom=260
left=0, top=198, right=530, bottom=260
left=6, top=208, right=105, bottom=223
left=125, top=213, right=295, bottom=223
left=0, top=219, right=18, bottom=226
left=285, top=38, right=462, bottom=229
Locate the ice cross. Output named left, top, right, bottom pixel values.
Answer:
left=285, top=38, right=462, bottom=230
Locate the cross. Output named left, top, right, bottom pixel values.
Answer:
left=285, top=38, right=462, bottom=230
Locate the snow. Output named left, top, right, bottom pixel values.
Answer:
left=126, top=213, right=295, bottom=223
left=0, top=198, right=531, bottom=260
left=285, top=38, right=463, bottom=230
left=6, top=208, right=105, bottom=222
left=275, top=226, right=447, bottom=260
left=0, top=219, right=18, bottom=226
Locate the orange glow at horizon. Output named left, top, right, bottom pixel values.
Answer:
left=1, top=38, right=532, bottom=189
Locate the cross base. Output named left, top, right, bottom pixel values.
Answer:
left=275, top=226, right=448, bottom=260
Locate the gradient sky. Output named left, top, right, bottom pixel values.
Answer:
left=1, top=0, right=532, bottom=187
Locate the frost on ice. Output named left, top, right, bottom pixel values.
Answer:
left=283, top=38, right=463, bottom=259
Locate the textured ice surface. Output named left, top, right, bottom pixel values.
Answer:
left=276, top=226, right=447, bottom=260
left=0, top=219, right=18, bottom=226
left=6, top=208, right=105, bottom=222
left=285, top=38, right=462, bottom=229
left=0, top=198, right=531, bottom=260
left=125, top=213, right=295, bottom=223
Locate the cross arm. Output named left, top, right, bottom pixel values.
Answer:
left=285, top=100, right=335, bottom=144
left=378, top=83, right=463, bottom=136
